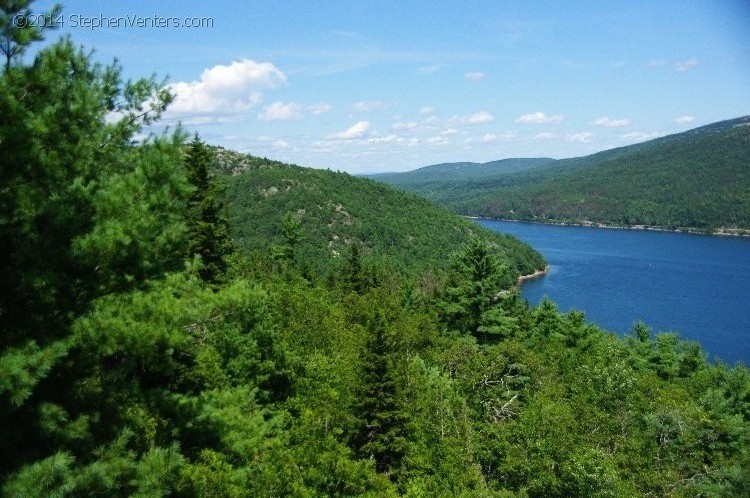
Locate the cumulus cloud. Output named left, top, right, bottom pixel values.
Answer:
left=367, top=134, right=401, bottom=144
left=168, top=59, right=286, bottom=123
left=465, top=71, right=486, bottom=81
left=675, top=59, right=698, bottom=72
left=352, top=101, right=387, bottom=112
left=592, top=117, right=632, bottom=127
left=450, top=110, right=494, bottom=125
left=515, top=112, right=564, bottom=124
left=391, top=121, right=419, bottom=131
left=621, top=131, right=662, bottom=142
left=308, top=102, right=333, bottom=115
left=467, top=132, right=516, bottom=144
left=272, top=139, right=290, bottom=150
left=568, top=132, right=594, bottom=143
left=674, top=115, right=695, bottom=125
left=258, top=101, right=302, bottom=121
left=427, top=136, right=449, bottom=145
left=646, top=59, right=667, bottom=68
left=329, top=121, right=371, bottom=140
left=419, top=106, right=437, bottom=115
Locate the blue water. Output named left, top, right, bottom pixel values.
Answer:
left=477, top=219, right=750, bottom=364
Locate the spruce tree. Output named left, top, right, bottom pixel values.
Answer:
left=184, top=135, right=233, bottom=284
left=354, top=308, right=406, bottom=478
left=439, top=237, right=514, bottom=338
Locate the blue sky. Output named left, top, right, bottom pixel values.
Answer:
left=33, top=0, right=750, bottom=173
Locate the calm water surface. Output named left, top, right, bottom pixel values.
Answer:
left=477, top=219, right=750, bottom=364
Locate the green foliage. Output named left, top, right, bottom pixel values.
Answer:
left=184, top=135, right=233, bottom=283
left=378, top=117, right=750, bottom=232
left=439, top=237, right=516, bottom=339
left=219, top=147, right=546, bottom=277
left=0, top=0, right=61, bottom=71
left=2, top=9, right=748, bottom=496
left=370, top=158, right=554, bottom=189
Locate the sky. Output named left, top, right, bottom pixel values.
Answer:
left=30, top=0, right=750, bottom=173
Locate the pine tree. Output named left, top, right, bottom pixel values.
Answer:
left=0, top=16, right=187, bottom=480
left=353, top=308, right=406, bottom=478
left=184, top=135, right=233, bottom=283
left=439, top=237, right=514, bottom=338
left=0, top=0, right=61, bottom=72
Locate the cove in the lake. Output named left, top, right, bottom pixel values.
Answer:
left=478, top=219, right=750, bottom=365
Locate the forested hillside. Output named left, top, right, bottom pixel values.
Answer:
left=1, top=3, right=749, bottom=496
left=378, top=118, right=750, bottom=233
left=369, top=158, right=554, bottom=190
left=213, top=147, right=544, bottom=277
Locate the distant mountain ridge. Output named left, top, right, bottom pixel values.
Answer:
left=369, top=157, right=554, bottom=188
left=375, top=116, right=750, bottom=234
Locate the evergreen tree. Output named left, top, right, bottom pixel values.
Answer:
left=354, top=308, right=406, bottom=478
left=0, top=16, right=187, bottom=482
left=439, top=237, right=514, bottom=339
left=281, top=211, right=302, bottom=261
left=0, top=0, right=61, bottom=71
left=184, top=135, right=233, bottom=283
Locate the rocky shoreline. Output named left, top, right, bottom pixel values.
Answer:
left=470, top=217, right=750, bottom=238
left=516, top=266, right=550, bottom=287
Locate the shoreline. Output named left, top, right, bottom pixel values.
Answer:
left=516, top=265, right=550, bottom=287
left=470, top=216, right=750, bottom=238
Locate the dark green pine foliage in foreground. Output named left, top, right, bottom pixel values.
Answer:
left=1, top=4, right=749, bottom=496
left=377, top=118, right=750, bottom=233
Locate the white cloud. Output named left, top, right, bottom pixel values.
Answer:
left=515, top=112, right=564, bottom=124
left=674, top=115, right=695, bottom=125
left=675, top=59, right=698, bottom=72
left=308, top=102, right=333, bottom=115
left=258, top=101, right=302, bottom=121
left=568, top=132, right=594, bottom=143
left=465, top=71, right=486, bottom=81
left=440, top=128, right=459, bottom=135
left=427, top=136, right=449, bottom=145
left=168, top=59, right=286, bottom=122
left=352, top=101, right=387, bottom=112
left=621, top=131, right=662, bottom=142
left=391, top=121, right=419, bottom=131
left=329, top=121, right=371, bottom=140
left=646, top=59, right=667, bottom=68
left=452, top=110, right=494, bottom=125
left=368, top=134, right=404, bottom=144
left=272, top=139, right=289, bottom=150
left=419, top=106, right=437, bottom=115
left=592, top=117, right=632, bottom=127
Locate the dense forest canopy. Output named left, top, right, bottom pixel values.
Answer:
left=1, top=3, right=749, bottom=496
left=369, top=158, right=555, bottom=189
left=376, top=118, right=750, bottom=234
left=213, top=146, right=545, bottom=277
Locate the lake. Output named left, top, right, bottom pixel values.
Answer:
left=477, top=219, right=750, bottom=365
